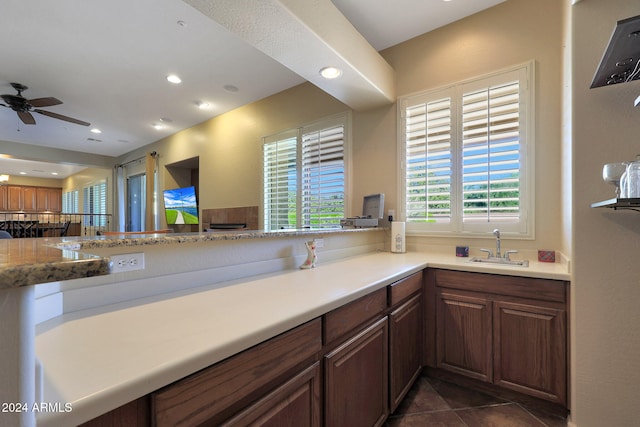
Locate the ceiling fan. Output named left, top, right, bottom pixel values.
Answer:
left=0, top=82, right=90, bottom=126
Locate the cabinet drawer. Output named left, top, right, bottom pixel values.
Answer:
left=389, top=271, right=423, bottom=306
left=221, top=362, right=321, bottom=427
left=435, top=269, right=566, bottom=303
left=323, top=288, right=387, bottom=344
left=153, top=319, right=322, bottom=427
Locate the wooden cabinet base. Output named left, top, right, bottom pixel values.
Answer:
left=324, top=317, right=389, bottom=427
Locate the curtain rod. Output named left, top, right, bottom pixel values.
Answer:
left=118, top=151, right=157, bottom=168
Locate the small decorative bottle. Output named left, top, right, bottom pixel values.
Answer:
left=299, top=240, right=317, bottom=269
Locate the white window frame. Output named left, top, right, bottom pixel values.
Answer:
left=83, top=181, right=108, bottom=227
left=398, top=61, right=535, bottom=238
left=263, top=112, right=351, bottom=230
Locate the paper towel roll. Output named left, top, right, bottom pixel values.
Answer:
left=391, top=221, right=405, bottom=253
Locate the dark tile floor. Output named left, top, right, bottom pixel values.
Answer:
left=385, top=375, right=568, bottom=427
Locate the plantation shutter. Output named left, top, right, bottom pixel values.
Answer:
left=405, top=96, right=452, bottom=224
left=401, top=62, right=531, bottom=236
left=461, top=80, right=520, bottom=224
left=83, top=182, right=107, bottom=226
left=263, top=131, right=298, bottom=230
left=63, top=190, right=78, bottom=213
left=301, top=121, right=345, bottom=228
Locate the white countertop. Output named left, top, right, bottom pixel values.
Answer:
left=34, top=251, right=569, bottom=426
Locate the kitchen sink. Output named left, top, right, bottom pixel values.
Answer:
left=468, top=256, right=529, bottom=267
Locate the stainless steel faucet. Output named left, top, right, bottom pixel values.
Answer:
left=493, top=228, right=501, bottom=258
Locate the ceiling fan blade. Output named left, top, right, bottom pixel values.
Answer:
left=28, top=97, right=62, bottom=108
left=17, top=111, right=36, bottom=125
left=33, top=109, right=90, bottom=126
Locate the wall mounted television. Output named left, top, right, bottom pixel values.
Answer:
left=163, top=186, right=199, bottom=225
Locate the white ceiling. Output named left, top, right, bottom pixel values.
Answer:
left=0, top=0, right=504, bottom=178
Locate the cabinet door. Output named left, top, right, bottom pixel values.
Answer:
left=436, top=291, right=492, bottom=382
left=324, top=317, right=388, bottom=427
left=389, top=293, right=423, bottom=412
left=37, top=188, right=62, bottom=212
left=222, top=362, right=321, bottom=427
left=7, top=186, right=23, bottom=210
left=493, top=301, right=567, bottom=405
left=0, top=186, right=7, bottom=210
left=22, top=187, right=37, bottom=211
left=49, top=188, right=62, bottom=212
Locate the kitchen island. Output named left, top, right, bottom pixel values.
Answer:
left=0, top=229, right=570, bottom=426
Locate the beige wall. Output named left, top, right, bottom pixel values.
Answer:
left=1, top=175, right=63, bottom=188
left=114, top=0, right=564, bottom=248
left=116, top=83, right=349, bottom=229
left=369, top=0, right=564, bottom=252
left=572, top=1, right=640, bottom=426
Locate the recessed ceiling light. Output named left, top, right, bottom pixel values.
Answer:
left=223, top=84, right=239, bottom=93
left=177, top=20, right=187, bottom=27
left=51, top=172, right=58, bottom=176
left=90, top=128, right=101, bottom=134
left=159, top=117, right=173, bottom=123
left=166, top=74, right=182, bottom=84
left=320, top=66, right=342, bottom=79
left=152, top=123, right=165, bottom=130
left=19, top=172, right=27, bottom=175
left=196, top=101, right=211, bottom=109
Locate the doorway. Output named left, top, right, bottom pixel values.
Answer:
left=127, top=173, right=146, bottom=232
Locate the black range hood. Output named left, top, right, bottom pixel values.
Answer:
left=591, top=14, right=640, bottom=89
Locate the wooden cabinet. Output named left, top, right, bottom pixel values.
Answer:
left=388, top=271, right=423, bottom=412
left=3, top=185, right=61, bottom=211
left=153, top=319, right=322, bottom=426
left=83, top=270, right=428, bottom=427
left=8, top=185, right=22, bottom=210
left=23, top=186, right=36, bottom=210
left=79, top=397, right=150, bottom=427
left=0, top=186, right=7, bottom=210
left=36, top=187, right=62, bottom=212
left=436, top=291, right=492, bottom=382
left=493, top=300, right=566, bottom=404
left=389, top=294, right=423, bottom=411
left=222, top=362, right=321, bottom=427
left=430, top=269, right=568, bottom=406
left=324, top=317, right=388, bottom=427
left=322, top=287, right=388, bottom=427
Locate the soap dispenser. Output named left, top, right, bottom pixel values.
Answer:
left=391, top=221, right=406, bottom=253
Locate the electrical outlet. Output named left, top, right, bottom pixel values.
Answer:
left=314, top=238, right=324, bottom=248
left=109, top=253, right=145, bottom=273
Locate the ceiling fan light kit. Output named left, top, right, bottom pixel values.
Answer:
left=0, top=82, right=90, bottom=127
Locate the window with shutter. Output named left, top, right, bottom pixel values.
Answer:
left=263, top=130, right=298, bottom=230
left=62, top=190, right=78, bottom=213
left=400, top=62, right=533, bottom=237
left=263, top=113, right=349, bottom=230
left=83, top=182, right=107, bottom=226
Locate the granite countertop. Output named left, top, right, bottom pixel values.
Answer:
left=0, top=228, right=384, bottom=289
left=56, top=227, right=382, bottom=250
left=0, top=238, right=110, bottom=288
